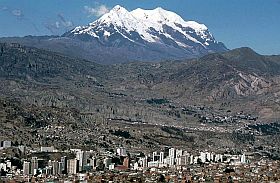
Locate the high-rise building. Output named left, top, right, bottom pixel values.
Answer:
left=75, top=150, right=91, bottom=171
left=48, top=160, right=52, bottom=167
left=116, top=147, right=127, bottom=156
left=169, top=148, right=175, bottom=158
left=58, top=162, right=63, bottom=175
left=169, top=148, right=175, bottom=166
left=68, top=159, right=79, bottom=175
left=133, top=162, right=138, bottom=170
left=189, top=155, right=194, bottom=164
left=169, top=157, right=175, bottom=166
left=176, top=149, right=183, bottom=158
left=175, top=149, right=183, bottom=165
left=159, top=152, right=164, bottom=164
left=6, top=160, right=11, bottom=169
left=76, top=150, right=86, bottom=171
left=215, top=154, right=220, bottom=162
left=185, top=153, right=190, bottom=164
left=220, top=155, right=223, bottom=162
left=200, top=152, right=206, bottom=163
left=23, top=161, right=30, bottom=175
left=139, top=156, right=148, bottom=168
left=61, top=156, right=67, bottom=174
left=90, top=157, right=96, bottom=169
left=215, top=154, right=223, bottom=162
left=152, top=151, right=160, bottom=162
left=83, top=151, right=91, bottom=169
left=123, top=157, right=130, bottom=169
left=177, top=156, right=187, bottom=166
left=241, top=154, right=246, bottom=163
left=52, top=161, right=59, bottom=175
left=206, top=152, right=211, bottom=162
left=210, top=153, right=214, bottom=162
left=46, top=166, right=52, bottom=175
left=194, top=157, right=198, bottom=164
left=3, top=141, right=11, bottom=148
left=31, top=157, right=38, bottom=175
left=164, top=156, right=170, bottom=165
left=103, top=157, right=112, bottom=169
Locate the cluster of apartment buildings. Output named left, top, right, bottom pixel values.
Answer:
left=0, top=143, right=280, bottom=182
left=137, top=148, right=247, bottom=170
left=0, top=140, right=12, bottom=150
left=22, top=156, right=69, bottom=176
left=16, top=147, right=130, bottom=177
left=1, top=145, right=249, bottom=179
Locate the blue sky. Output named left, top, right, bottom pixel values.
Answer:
left=0, top=0, right=279, bottom=55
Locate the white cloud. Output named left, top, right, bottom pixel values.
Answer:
left=55, top=21, right=60, bottom=28
left=84, top=4, right=110, bottom=17
left=57, top=13, right=73, bottom=28
left=61, top=20, right=73, bottom=28
left=44, top=13, right=74, bottom=35
left=11, top=9, right=23, bottom=17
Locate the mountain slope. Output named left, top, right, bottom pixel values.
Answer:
left=1, top=43, right=279, bottom=121
left=0, top=43, right=102, bottom=79
left=103, top=47, right=280, bottom=120
left=1, top=44, right=280, bottom=154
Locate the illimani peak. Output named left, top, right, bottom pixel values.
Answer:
left=1, top=6, right=228, bottom=64
left=62, top=5, right=227, bottom=63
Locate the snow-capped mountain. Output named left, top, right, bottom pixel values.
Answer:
left=1, top=5, right=227, bottom=64
left=63, top=5, right=227, bottom=61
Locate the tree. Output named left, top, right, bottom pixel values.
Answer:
left=0, top=168, right=6, bottom=176
left=157, top=174, right=166, bottom=182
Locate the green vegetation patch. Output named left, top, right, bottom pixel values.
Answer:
left=146, top=98, right=169, bottom=105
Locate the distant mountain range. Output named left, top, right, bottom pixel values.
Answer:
left=0, top=5, right=227, bottom=64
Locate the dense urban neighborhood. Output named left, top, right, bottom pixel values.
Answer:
left=1, top=141, right=280, bottom=182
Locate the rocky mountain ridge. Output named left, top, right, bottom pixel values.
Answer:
left=0, top=43, right=279, bottom=121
